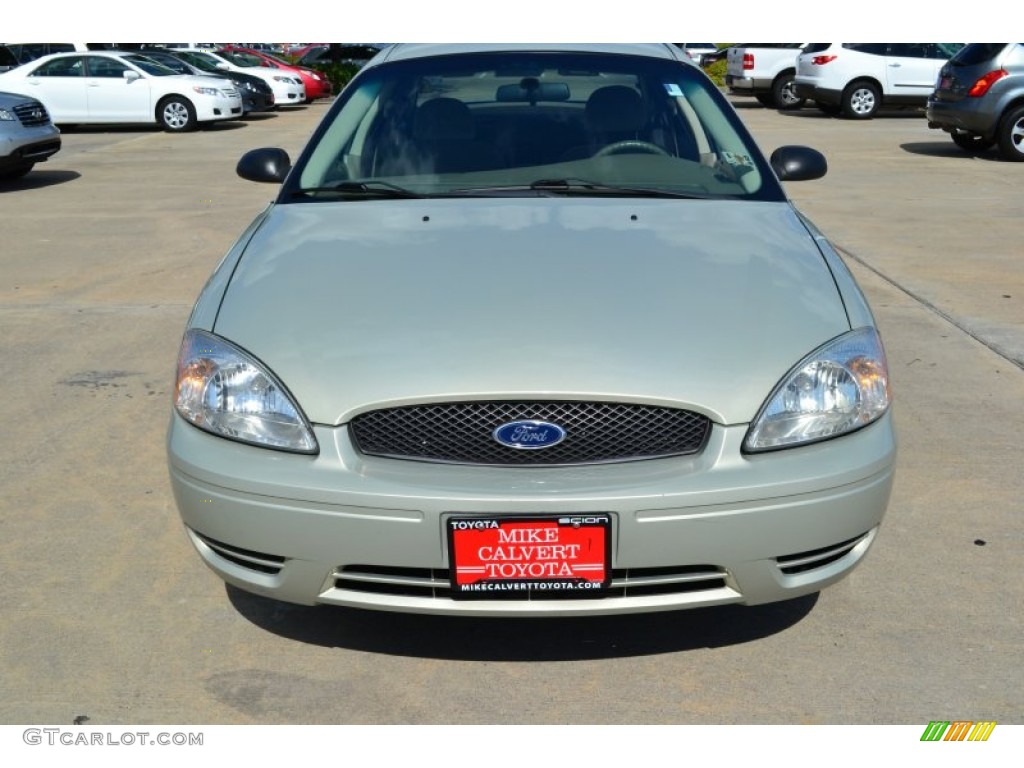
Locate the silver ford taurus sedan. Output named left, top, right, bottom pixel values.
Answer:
left=168, top=43, right=896, bottom=616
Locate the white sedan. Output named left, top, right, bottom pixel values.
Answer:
left=0, top=51, right=243, bottom=131
left=182, top=50, right=306, bottom=107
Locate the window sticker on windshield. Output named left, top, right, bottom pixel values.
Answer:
left=663, top=83, right=683, bottom=97
left=715, top=152, right=756, bottom=183
left=720, top=151, right=753, bottom=167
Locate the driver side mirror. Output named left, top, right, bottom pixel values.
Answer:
left=770, top=145, right=827, bottom=181
left=237, top=147, right=291, bottom=183
left=123, top=70, right=141, bottom=83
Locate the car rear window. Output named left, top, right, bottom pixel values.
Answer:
left=950, top=43, right=1010, bottom=65
left=0, top=46, right=18, bottom=70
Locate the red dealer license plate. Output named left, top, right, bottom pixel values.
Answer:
left=447, top=515, right=612, bottom=599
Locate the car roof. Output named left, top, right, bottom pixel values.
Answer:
left=373, top=43, right=688, bottom=67
left=18, top=50, right=131, bottom=63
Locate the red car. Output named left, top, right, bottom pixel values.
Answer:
left=286, top=43, right=327, bottom=59
left=218, top=45, right=332, bottom=103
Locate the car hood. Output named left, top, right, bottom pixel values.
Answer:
left=212, top=198, right=850, bottom=426
left=170, top=73, right=233, bottom=88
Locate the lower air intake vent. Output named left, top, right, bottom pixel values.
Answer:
left=334, top=564, right=727, bottom=600
left=193, top=531, right=285, bottom=575
left=775, top=533, right=869, bottom=575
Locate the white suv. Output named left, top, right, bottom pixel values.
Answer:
left=794, top=43, right=963, bottom=119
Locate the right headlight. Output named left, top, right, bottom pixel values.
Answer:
left=743, top=327, right=891, bottom=453
left=174, top=329, right=318, bottom=454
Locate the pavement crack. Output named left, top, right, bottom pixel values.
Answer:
left=837, top=245, right=1024, bottom=371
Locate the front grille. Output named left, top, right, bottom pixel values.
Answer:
left=13, top=101, right=51, bottom=127
left=350, top=401, right=711, bottom=465
left=334, top=564, right=727, bottom=600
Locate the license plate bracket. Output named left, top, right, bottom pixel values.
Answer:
left=447, top=515, right=612, bottom=599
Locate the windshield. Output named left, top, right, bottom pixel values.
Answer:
left=256, top=51, right=292, bottom=66
left=219, top=50, right=266, bottom=68
left=290, top=51, right=780, bottom=201
left=175, top=51, right=218, bottom=73
left=121, top=54, right=179, bottom=76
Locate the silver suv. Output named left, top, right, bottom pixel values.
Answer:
left=927, top=43, right=1024, bottom=161
left=0, top=91, right=62, bottom=180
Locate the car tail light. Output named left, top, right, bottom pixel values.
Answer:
left=968, top=69, right=1008, bottom=97
left=811, top=55, right=837, bottom=65
left=743, top=53, right=754, bottom=70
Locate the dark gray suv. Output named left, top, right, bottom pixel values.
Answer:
left=927, top=43, right=1024, bottom=161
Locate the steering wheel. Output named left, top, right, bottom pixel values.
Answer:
left=594, top=140, right=670, bottom=158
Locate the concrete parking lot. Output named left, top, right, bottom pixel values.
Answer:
left=1, top=97, right=1021, bottom=726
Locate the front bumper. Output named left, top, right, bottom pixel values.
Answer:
left=168, top=412, right=896, bottom=616
left=194, top=94, right=244, bottom=122
left=0, top=122, right=61, bottom=170
left=303, top=77, right=332, bottom=100
left=271, top=83, right=306, bottom=105
left=241, top=92, right=275, bottom=114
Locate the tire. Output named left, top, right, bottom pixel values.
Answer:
left=950, top=130, right=995, bottom=153
left=755, top=94, right=775, bottom=108
left=996, top=105, right=1024, bottom=162
left=772, top=72, right=805, bottom=111
left=157, top=97, right=197, bottom=132
left=0, top=161, right=33, bottom=180
left=841, top=80, right=881, bottom=120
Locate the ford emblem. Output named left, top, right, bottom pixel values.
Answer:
left=493, top=420, right=567, bottom=450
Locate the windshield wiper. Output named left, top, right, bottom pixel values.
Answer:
left=528, top=178, right=708, bottom=199
left=291, top=180, right=423, bottom=199
left=443, top=179, right=707, bottom=198
left=291, top=178, right=708, bottom=201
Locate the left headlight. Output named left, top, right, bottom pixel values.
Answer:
left=174, top=329, right=318, bottom=454
left=192, top=86, right=223, bottom=97
left=743, top=327, right=891, bottom=452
